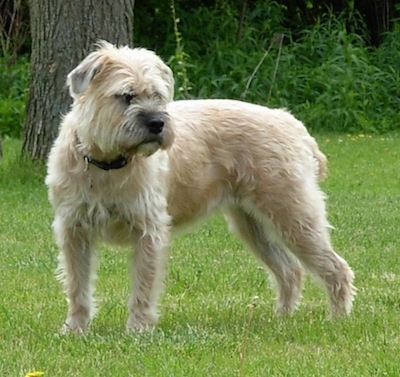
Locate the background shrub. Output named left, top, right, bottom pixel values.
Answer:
left=1, top=1, right=399, bottom=137
left=0, top=56, right=29, bottom=138
left=135, top=2, right=400, bottom=133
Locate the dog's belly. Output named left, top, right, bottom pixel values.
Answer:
left=167, top=164, right=234, bottom=232
left=168, top=186, right=230, bottom=233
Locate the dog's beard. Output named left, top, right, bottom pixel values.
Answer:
left=136, top=141, right=162, bottom=156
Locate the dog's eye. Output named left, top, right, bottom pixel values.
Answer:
left=119, top=93, right=136, bottom=105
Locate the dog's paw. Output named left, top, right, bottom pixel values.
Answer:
left=126, top=313, right=158, bottom=333
left=61, top=317, right=89, bottom=335
left=126, top=322, right=156, bottom=334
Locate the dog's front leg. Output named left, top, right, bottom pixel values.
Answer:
left=127, top=227, right=170, bottom=332
left=54, top=217, right=97, bottom=334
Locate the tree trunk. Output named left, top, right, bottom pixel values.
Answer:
left=22, top=0, right=134, bottom=160
left=354, top=0, right=398, bottom=46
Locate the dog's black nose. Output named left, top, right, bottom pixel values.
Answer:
left=146, top=118, right=164, bottom=134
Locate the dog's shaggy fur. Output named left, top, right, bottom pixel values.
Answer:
left=46, top=41, right=356, bottom=333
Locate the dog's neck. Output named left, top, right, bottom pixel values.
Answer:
left=75, top=134, right=129, bottom=171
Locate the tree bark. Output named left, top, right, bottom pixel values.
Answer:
left=22, top=0, right=134, bottom=160
left=354, top=0, right=398, bottom=46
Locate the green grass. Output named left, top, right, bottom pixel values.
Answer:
left=1, top=134, right=400, bottom=376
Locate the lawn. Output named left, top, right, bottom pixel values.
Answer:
left=1, top=134, right=399, bottom=376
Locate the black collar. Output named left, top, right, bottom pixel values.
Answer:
left=75, top=133, right=129, bottom=171
left=84, top=155, right=129, bottom=171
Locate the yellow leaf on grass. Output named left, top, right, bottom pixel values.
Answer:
left=25, top=372, right=44, bottom=377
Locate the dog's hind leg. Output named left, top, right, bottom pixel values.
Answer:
left=225, top=206, right=303, bottom=315
left=54, top=218, right=97, bottom=334
left=126, top=227, right=170, bottom=332
left=268, top=186, right=356, bottom=318
left=286, top=225, right=355, bottom=318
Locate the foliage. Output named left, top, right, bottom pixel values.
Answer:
left=1, top=135, right=400, bottom=375
left=276, top=13, right=400, bottom=133
left=0, top=55, right=29, bottom=138
left=135, top=1, right=400, bottom=133
left=1, top=2, right=399, bottom=138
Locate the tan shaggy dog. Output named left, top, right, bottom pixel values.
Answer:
left=46, top=41, right=356, bottom=333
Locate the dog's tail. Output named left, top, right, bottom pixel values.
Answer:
left=309, top=138, right=328, bottom=180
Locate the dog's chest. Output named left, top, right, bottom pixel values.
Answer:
left=80, top=172, right=169, bottom=242
left=82, top=193, right=135, bottom=241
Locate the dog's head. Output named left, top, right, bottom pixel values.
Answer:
left=67, top=41, right=175, bottom=158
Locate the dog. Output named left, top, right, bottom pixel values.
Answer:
left=45, top=41, right=355, bottom=333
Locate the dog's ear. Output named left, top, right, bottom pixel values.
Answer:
left=67, top=51, right=103, bottom=98
left=159, top=64, right=175, bottom=102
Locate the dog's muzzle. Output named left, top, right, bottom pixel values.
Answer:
left=120, top=111, right=171, bottom=156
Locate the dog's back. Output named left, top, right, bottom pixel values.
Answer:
left=166, top=99, right=327, bottom=229
left=167, top=99, right=326, bottom=178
